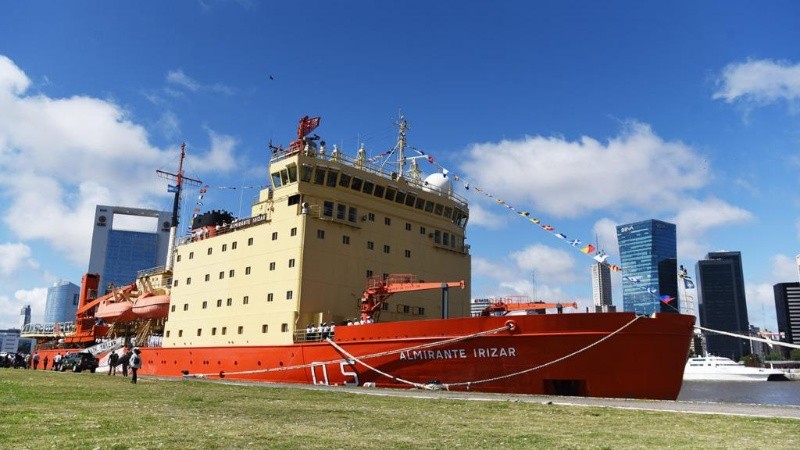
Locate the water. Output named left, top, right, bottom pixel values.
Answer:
left=678, top=380, right=800, bottom=406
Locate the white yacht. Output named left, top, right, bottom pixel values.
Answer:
left=683, top=356, right=789, bottom=381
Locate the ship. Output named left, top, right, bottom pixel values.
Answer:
left=684, top=356, right=789, bottom=381
left=26, top=115, right=695, bottom=400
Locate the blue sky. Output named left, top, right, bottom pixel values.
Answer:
left=2, top=1, right=800, bottom=331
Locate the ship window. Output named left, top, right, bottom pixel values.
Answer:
left=384, top=187, right=395, bottom=201
left=367, top=241, right=374, bottom=250
left=262, top=324, right=268, bottom=333
left=166, top=330, right=171, bottom=337
left=434, top=230, right=441, bottom=244
left=271, top=172, right=282, bottom=187
left=269, top=262, right=276, bottom=271
left=248, top=237, right=254, bottom=246
left=323, top=201, right=334, bottom=217
left=232, top=242, right=237, bottom=250
left=290, top=227, right=297, bottom=236
left=342, top=235, right=350, bottom=245
left=287, top=164, right=298, bottom=183
left=238, top=326, right=244, bottom=335
left=197, top=329, right=202, bottom=337
left=178, top=330, right=183, bottom=337
left=382, top=303, right=389, bottom=311
left=405, top=250, right=411, bottom=258
left=413, top=197, right=423, bottom=210
left=443, top=233, right=450, bottom=246
left=243, top=296, right=249, bottom=305
left=245, top=266, right=251, bottom=275
left=222, top=244, right=227, bottom=252
left=222, top=327, right=227, bottom=335
left=288, top=194, right=300, bottom=206
left=395, top=191, right=406, bottom=204
left=419, top=307, right=425, bottom=315
left=219, top=271, right=224, bottom=279
left=326, top=170, right=338, bottom=187
left=383, top=245, right=391, bottom=254
left=362, top=180, right=374, bottom=195
left=205, top=274, right=210, bottom=282
left=173, top=280, right=178, bottom=287
left=177, top=254, right=182, bottom=262
left=267, top=293, right=274, bottom=302
left=314, top=167, right=326, bottom=185
left=348, top=206, right=357, bottom=222
left=189, top=252, right=194, bottom=259
left=443, top=206, right=453, bottom=219
left=404, top=194, right=416, bottom=207
left=366, top=270, right=373, bottom=278
left=373, top=184, right=385, bottom=198
left=405, top=223, right=411, bottom=231
left=434, top=203, right=444, bottom=216
left=281, top=323, right=289, bottom=332
left=420, top=226, right=426, bottom=235
left=186, top=277, right=191, bottom=285
left=403, top=305, right=410, bottom=313
left=384, top=217, right=392, bottom=226
left=226, top=298, right=232, bottom=307
left=229, top=269, right=235, bottom=278
left=286, top=291, right=293, bottom=300
left=202, top=301, right=208, bottom=309
left=212, top=327, right=217, bottom=335
left=424, top=201, right=434, bottom=213
left=207, top=247, right=212, bottom=255
left=272, top=231, right=278, bottom=240
left=368, top=212, right=375, bottom=221
left=217, top=299, right=222, bottom=307
left=350, top=177, right=363, bottom=191
left=300, top=164, right=313, bottom=182
left=280, top=169, right=289, bottom=186
left=183, top=304, right=188, bottom=311
left=289, top=258, right=296, bottom=268
left=337, top=203, right=346, bottom=220
left=317, top=229, right=325, bottom=239
left=171, top=305, right=176, bottom=312
left=339, top=173, right=351, bottom=188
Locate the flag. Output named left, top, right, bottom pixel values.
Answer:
left=554, top=233, right=567, bottom=239
left=593, top=253, right=609, bottom=263
left=542, top=225, right=554, bottom=231
left=580, top=244, right=596, bottom=254
left=568, top=239, right=581, bottom=246
left=683, top=278, right=695, bottom=289
left=660, top=295, right=675, bottom=304
left=167, top=184, right=179, bottom=193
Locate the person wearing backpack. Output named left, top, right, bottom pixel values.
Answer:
left=129, top=348, right=142, bottom=384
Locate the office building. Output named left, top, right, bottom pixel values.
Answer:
left=591, top=262, right=615, bottom=312
left=43, top=281, right=81, bottom=323
left=774, top=282, right=800, bottom=358
left=18, top=305, right=31, bottom=331
left=616, top=219, right=678, bottom=315
left=696, top=251, right=751, bottom=360
left=87, top=205, right=171, bottom=294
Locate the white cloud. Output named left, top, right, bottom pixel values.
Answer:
left=166, top=69, right=234, bottom=95
left=669, top=197, right=753, bottom=260
left=0, top=55, right=240, bottom=266
left=0, top=287, right=47, bottom=329
left=509, top=244, right=579, bottom=284
left=745, top=283, right=778, bottom=331
left=0, top=242, right=38, bottom=276
left=592, top=218, right=619, bottom=259
left=459, top=121, right=708, bottom=219
left=770, top=254, right=798, bottom=284
left=713, top=59, right=800, bottom=106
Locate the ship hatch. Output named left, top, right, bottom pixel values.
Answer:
left=543, top=379, right=587, bottom=397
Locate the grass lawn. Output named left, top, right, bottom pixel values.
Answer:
left=0, top=369, right=797, bottom=449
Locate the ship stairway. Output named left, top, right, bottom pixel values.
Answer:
left=83, top=337, right=126, bottom=356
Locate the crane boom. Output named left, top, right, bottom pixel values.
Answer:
left=481, top=299, right=578, bottom=316
left=359, top=274, right=465, bottom=322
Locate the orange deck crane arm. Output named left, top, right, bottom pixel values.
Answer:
left=359, top=274, right=465, bottom=322
left=480, top=301, right=578, bottom=316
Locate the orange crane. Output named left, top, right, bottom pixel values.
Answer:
left=359, top=274, right=465, bottom=322
left=480, top=298, right=578, bottom=316
left=64, top=274, right=136, bottom=344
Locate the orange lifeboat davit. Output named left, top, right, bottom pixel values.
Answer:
left=95, top=299, right=136, bottom=323
left=132, top=292, right=170, bottom=319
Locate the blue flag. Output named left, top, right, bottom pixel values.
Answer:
left=167, top=184, right=179, bottom=193
left=683, top=278, right=695, bottom=289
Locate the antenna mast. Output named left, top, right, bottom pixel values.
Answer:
left=156, top=143, right=202, bottom=271
left=396, top=115, right=408, bottom=179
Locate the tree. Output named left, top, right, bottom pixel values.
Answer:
left=790, top=348, right=800, bottom=361
left=741, top=353, right=762, bottom=367
left=764, top=351, right=784, bottom=361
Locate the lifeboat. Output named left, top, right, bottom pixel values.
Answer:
left=132, top=292, right=170, bottom=319
left=95, top=299, right=136, bottom=323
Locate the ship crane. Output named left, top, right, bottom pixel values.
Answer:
left=359, top=274, right=465, bottom=322
left=480, top=298, right=578, bottom=316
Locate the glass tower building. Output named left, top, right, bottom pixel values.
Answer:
left=696, top=251, right=750, bottom=360
left=616, top=219, right=678, bottom=315
left=774, top=282, right=800, bottom=358
left=43, top=280, right=81, bottom=323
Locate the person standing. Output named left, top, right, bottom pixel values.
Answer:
left=129, top=348, right=142, bottom=384
left=119, top=348, right=131, bottom=377
left=53, top=353, right=62, bottom=371
left=33, top=352, right=40, bottom=370
left=108, top=351, right=119, bottom=376
left=43, top=355, right=49, bottom=370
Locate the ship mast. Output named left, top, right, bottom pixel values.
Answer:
left=157, top=143, right=202, bottom=272
left=396, top=115, right=408, bottom=179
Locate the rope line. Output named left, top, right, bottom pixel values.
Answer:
left=695, top=325, right=800, bottom=350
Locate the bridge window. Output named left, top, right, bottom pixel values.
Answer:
left=300, top=164, right=313, bottom=182
left=337, top=203, right=346, bottom=220
left=362, top=181, right=374, bottom=195
left=314, top=167, right=326, bottom=185
left=326, top=170, right=338, bottom=187
left=339, top=173, right=351, bottom=188
left=350, top=177, right=363, bottom=191
left=373, top=184, right=385, bottom=198
left=384, top=187, right=395, bottom=201
left=323, top=201, right=334, bottom=217
left=395, top=191, right=406, bottom=204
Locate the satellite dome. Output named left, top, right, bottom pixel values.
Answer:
left=422, top=172, right=452, bottom=195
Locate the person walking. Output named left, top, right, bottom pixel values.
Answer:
left=129, top=348, right=142, bottom=384
left=108, top=351, right=119, bottom=376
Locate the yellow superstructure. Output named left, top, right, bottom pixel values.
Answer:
left=163, top=137, right=471, bottom=347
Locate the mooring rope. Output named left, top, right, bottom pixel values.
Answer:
left=695, top=325, right=800, bottom=350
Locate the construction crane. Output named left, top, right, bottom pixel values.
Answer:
left=359, top=274, right=465, bottom=322
left=480, top=297, right=578, bottom=316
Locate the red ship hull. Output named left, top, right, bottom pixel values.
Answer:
left=129, top=312, right=693, bottom=400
